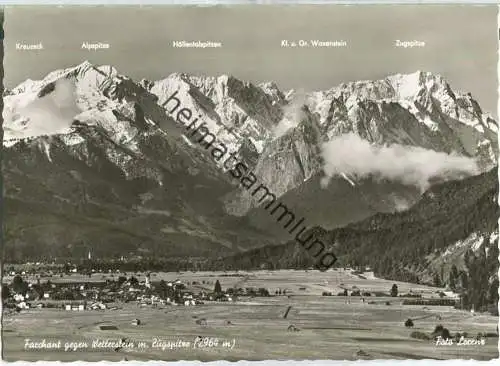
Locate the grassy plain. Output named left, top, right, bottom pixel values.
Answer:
left=3, top=269, right=498, bottom=361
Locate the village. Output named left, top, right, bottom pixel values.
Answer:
left=2, top=260, right=466, bottom=316
left=2, top=264, right=498, bottom=361
left=1, top=265, right=274, bottom=313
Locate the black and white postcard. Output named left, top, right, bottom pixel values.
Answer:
left=1, top=4, right=499, bottom=362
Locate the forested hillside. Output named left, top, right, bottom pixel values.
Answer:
left=216, top=169, right=499, bottom=311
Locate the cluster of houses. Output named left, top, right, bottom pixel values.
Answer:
left=3, top=272, right=263, bottom=312
left=3, top=278, right=109, bottom=312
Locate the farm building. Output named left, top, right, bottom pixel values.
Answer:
left=66, top=304, right=85, bottom=311
left=17, top=302, right=30, bottom=310
left=99, top=325, right=118, bottom=331
left=89, top=302, right=106, bottom=310
left=63, top=300, right=87, bottom=311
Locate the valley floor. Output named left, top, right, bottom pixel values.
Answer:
left=3, top=269, right=498, bottom=361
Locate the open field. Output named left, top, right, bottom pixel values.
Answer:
left=0, top=268, right=457, bottom=296
left=3, top=269, right=498, bottom=361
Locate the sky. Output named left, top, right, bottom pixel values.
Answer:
left=4, top=5, right=498, bottom=115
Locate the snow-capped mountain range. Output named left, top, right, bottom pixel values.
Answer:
left=2, top=61, right=498, bottom=259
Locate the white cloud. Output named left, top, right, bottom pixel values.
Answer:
left=272, top=89, right=309, bottom=138
left=320, top=133, right=479, bottom=192
left=5, top=78, right=80, bottom=139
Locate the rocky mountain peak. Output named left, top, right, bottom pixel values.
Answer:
left=3, top=64, right=498, bottom=261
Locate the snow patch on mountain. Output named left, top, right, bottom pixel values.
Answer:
left=185, top=74, right=277, bottom=144
left=39, top=139, right=53, bottom=162
left=258, top=81, right=285, bottom=105
left=442, top=232, right=486, bottom=257
left=387, top=71, right=423, bottom=100
left=248, top=136, right=264, bottom=154
left=149, top=73, right=239, bottom=152
left=341, top=172, right=356, bottom=187
left=489, top=231, right=498, bottom=245
left=60, top=133, right=86, bottom=146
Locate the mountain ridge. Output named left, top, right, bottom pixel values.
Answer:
left=3, top=61, right=497, bottom=260
left=215, top=168, right=498, bottom=276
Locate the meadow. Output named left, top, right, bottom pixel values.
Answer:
left=3, top=269, right=498, bottom=361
